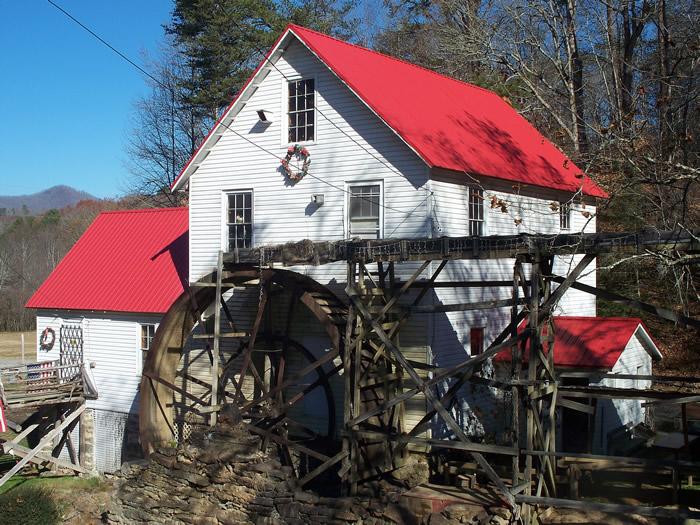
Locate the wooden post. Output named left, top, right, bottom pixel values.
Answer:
left=511, top=260, right=522, bottom=490
left=682, top=403, right=689, bottom=452
left=210, top=251, right=223, bottom=426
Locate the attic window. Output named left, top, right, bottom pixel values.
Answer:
left=288, top=79, right=315, bottom=142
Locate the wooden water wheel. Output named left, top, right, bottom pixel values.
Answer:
left=139, top=266, right=347, bottom=486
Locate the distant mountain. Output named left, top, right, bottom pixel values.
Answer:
left=0, top=185, right=97, bottom=215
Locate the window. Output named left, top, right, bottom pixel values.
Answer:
left=140, top=324, right=156, bottom=365
left=288, top=78, right=315, bottom=143
left=226, top=191, right=253, bottom=250
left=348, top=184, right=381, bottom=239
left=560, top=201, right=571, bottom=230
left=468, top=187, right=484, bottom=236
left=470, top=327, right=484, bottom=355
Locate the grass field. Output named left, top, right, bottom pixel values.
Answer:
left=0, top=330, right=35, bottom=363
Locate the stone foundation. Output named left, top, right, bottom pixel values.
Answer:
left=105, top=423, right=514, bottom=525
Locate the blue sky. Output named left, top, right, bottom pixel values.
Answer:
left=0, top=1, right=172, bottom=198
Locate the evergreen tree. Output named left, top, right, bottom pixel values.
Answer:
left=166, top=0, right=359, bottom=121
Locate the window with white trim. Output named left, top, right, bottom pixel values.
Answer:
left=468, top=187, right=484, bottom=236
left=140, top=323, right=156, bottom=365
left=348, top=184, right=381, bottom=239
left=226, top=191, right=253, bottom=250
left=288, top=78, right=315, bottom=143
left=560, top=201, right=571, bottom=230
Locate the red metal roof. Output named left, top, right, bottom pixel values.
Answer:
left=172, top=24, right=607, bottom=198
left=495, top=317, right=656, bottom=369
left=26, top=208, right=188, bottom=314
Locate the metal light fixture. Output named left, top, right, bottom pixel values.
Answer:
left=257, top=109, right=274, bottom=122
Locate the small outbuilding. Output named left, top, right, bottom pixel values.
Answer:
left=25, top=207, right=188, bottom=472
left=495, top=316, right=662, bottom=454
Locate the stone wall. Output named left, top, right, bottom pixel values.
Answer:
left=105, top=422, right=513, bottom=525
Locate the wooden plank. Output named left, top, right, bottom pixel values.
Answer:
left=236, top=231, right=700, bottom=265
left=524, top=450, right=700, bottom=470
left=408, top=297, right=525, bottom=314
left=299, top=450, right=348, bottom=487
left=641, top=395, right=700, bottom=407
left=548, top=275, right=700, bottom=330
left=143, top=371, right=210, bottom=406
left=352, top=431, right=518, bottom=456
left=0, top=404, right=86, bottom=487
left=515, top=494, right=700, bottom=519
left=1, top=423, right=39, bottom=450
left=210, top=251, right=224, bottom=426
left=556, top=396, right=595, bottom=415
left=2, top=441, right=87, bottom=474
left=243, top=423, right=329, bottom=462
left=394, top=280, right=532, bottom=289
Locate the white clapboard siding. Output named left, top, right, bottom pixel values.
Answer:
left=36, top=309, right=161, bottom=414
left=188, top=39, right=431, bottom=284
left=36, top=309, right=163, bottom=472
left=592, top=330, right=653, bottom=454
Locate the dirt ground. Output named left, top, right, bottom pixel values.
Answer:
left=0, top=330, right=34, bottom=365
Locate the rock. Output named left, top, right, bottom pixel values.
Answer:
left=443, top=504, right=481, bottom=522
left=489, top=507, right=510, bottom=519
left=190, top=516, right=218, bottom=525
left=294, top=490, right=320, bottom=504
left=390, top=456, right=430, bottom=488
left=333, top=509, right=360, bottom=522
left=427, top=512, right=454, bottom=525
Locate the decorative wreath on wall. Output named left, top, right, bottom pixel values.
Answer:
left=281, top=144, right=311, bottom=183
left=39, top=327, right=56, bottom=351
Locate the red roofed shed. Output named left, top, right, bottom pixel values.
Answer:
left=26, top=207, right=188, bottom=314
left=495, top=316, right=662, bottom=369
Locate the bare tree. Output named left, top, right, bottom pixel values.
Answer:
left=126, top=46, right=206, bottom=207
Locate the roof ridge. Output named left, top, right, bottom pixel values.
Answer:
left=100, top=207, right=188, bottom=215
left=287, top=24, right=502, bottom=100
left=555, top=316, right=642, bottom=322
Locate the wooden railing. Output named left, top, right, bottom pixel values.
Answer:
left=0, top=360, right=84, bottom=408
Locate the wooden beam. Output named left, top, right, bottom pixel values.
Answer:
left=641, top=395, right=700, bottom=407
left=515, top=495, right=700, bottom=519
left=408, top=297, right=525, bottom=314
left=352, top=431, right=519, bottom=456
left=0, top=404, right=86, bottom=487
left=243, top=423, right=329, bottom=462
left=556, top=396, right=595, bottom=415
left=234, top=230, right=700, bottom=265
left=210, top=250, right=223, bottom=426
left=548, top=275, right=700, bottom=330
left=299, top=450, right=348, bottom=487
